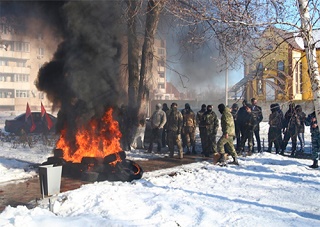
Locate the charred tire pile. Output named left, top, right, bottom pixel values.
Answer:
left=41, top=150, right=143, bottom=183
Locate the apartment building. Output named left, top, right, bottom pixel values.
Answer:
left=0, top=17, right=60, bottom=112
left=119, top=36, right=175, bottom=103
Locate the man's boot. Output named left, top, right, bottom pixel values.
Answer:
left=192, top=146, right=196, bottom=154
left=229, top=156, right=239, bottom=165
left=185, top=147, right=191, bottom=155
left=219, top=153, right=227, bottom=166
left=309, top=160, right=319, bottom=169
left=290, top=150, right=295, bottom=157
left=213, top=153, right=221, bottom=165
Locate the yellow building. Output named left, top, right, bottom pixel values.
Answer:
left=231, top=26, right=320, bottom=102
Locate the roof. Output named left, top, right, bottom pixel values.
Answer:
left=293, top=30, right=320, bottom=49
left=272, top=26, right=320, bottom=50
left=229, top=74, right=255, bottom=93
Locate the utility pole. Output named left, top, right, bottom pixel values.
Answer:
left=225, top=61, right=228, bottom=106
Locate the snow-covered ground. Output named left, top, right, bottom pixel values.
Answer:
left=0, top=111, right=319, bottom=227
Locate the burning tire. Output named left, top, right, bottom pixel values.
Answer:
left=113, top=159, right=143, bottom=182
left=81, top=157, right=103, bottom=165
left=43, top=157, right=66, bottom=166
left=81, top=171, right=99, bottom=182
left=103, top=151, right=126, bottom=164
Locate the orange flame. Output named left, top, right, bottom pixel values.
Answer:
left=56, top=108, right=122, bottom=163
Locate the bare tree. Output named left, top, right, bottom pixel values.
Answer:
left=124, top=0, right=166, bottom=148
left=297, top=0, right=320, bottom=120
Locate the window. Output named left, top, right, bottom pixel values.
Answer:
left=15, top=90, right=29, bottom=98
left=159, top=73, right=165, bottom=78
left=14, top=42, right=30, bottom=52
left=0, top=60, right=9, bottom=66
left=39, top=92, right=44, bottom=99
left=16, top=61, right=26, bottom=67
left=256, top=62, right=263, bottom=76
left=277, top=61, right=285, bottom=90
left=38, top=47, right=44, bottom=56
left=158, top=83, right=165, bottom=89
left=158, top=61, right=164, bottom=67
left=38, top=33, right=43, bottom=40
left=257, top=79, right=263, bottom=95
left=160, top=40, right=165, bottom=48
left=15, top=74, right=29, bottom=82
left=294, top=60, right=302, bottom=95
left=158, top=48, right=165, bottom=55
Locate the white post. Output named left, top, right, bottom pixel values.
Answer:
left=225, top=61, right=229, bottom=106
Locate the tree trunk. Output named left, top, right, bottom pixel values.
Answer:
left=126, top=0, right=165, bottom=148
left=297, top=0, right=320, bottom=120
left=126, top=0, right=140, bottom=108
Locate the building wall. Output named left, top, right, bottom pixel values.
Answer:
left=0, top=17, right=61, bottom=113
left=243, top=27, right=320, bottom=103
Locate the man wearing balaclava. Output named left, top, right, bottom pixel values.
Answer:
left=202, top=105, right=219, bottom=157
left=166, top=103, right=183, bottom=159
left=215, top=104, right=239, bottom=166
left=196, top=104, right=207, bottom=155
left=181, top=103, right=196, bottom=154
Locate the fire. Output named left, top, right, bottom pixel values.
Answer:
left=56, top=108, right=122, bottom=163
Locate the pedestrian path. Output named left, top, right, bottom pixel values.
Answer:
left=0, top=155, right=209, bottom=212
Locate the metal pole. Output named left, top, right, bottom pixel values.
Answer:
left=225, top=61, right=228, bottom=106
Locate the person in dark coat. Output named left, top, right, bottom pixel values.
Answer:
left=231, top=103, right=240, bottom=150
left=305, top=111, right=319, bottom=168
left=281, top=103, right=298, bottom=156
left=295, top=105, right=306, bottom=153
left=267, top=104, right=282, bottom=154
left=161, top=103, right=170, bottom=147
left=274, top=103, right=284, bottom=149
left=236, top=100, right=255, bottom=155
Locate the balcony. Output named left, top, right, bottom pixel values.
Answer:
left=0, top=98, right=15, bottom=106
left=0, top=50, right=30, bottom=60
left=0, top=66, right=31, bottom=74
left=0, top=81, right=15, bottom=89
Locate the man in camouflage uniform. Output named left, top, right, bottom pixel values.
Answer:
left=305, top=111, right=319, bottom=168
left=266, top=104, right=282, bottom=154
left=216, top=104, right=239, bottom=165
left=166, top=103, right=183, bottom=159
left=181, top=103, right=197, bottom=154
left=251, top=98, right=263, bottom=153
left=202, top=105, right=219, bottom=157
left=196, top=104, right=207, bottom=155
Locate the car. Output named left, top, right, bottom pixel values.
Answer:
left=4, top=112, right=57, bottom=135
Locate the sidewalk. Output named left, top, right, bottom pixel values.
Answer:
left=0, top=154, right=210, bottom=212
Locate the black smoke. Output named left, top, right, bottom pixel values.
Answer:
left=34, top=1, right=123, bottom=113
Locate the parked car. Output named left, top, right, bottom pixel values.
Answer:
left=4, top=112, right=57, bottom=135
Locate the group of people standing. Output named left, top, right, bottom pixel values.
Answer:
left=148, top=102, right=239, bottom=165
left=147, top=99, right=320, bottom=169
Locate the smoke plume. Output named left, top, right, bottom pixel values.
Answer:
left=35, top=1, right=124, bottom=122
